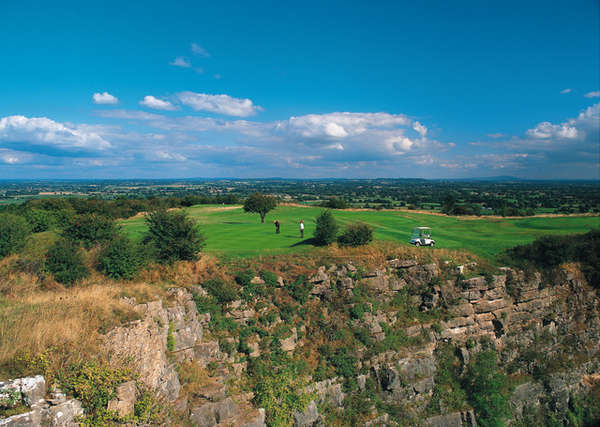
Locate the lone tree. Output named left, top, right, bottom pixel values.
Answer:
left=143, top=209, right=205, bottom=264
left=243, top=193, right=277, bottom=223
left=314, top=210, right=338, bottom=246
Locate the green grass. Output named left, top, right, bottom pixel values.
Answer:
left=118, top=205, right=600, bottom=260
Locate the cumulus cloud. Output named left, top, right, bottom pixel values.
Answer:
left=283, top=112, right=410, bottom=139
left=584, top=91, right=600, bottom=98
left=177, top=92, right=262, bottom=117
left=413, top=121, right=427, bottom=137
left=93, top=92, right=118, bottom=105
left=526, top=102, right=598, bottom=142
left=170, top=57, right=191, bottom=68
left=139, top=96, right=177, bottom=111
left=526, top=121, right=578, bottom=139
left=0, top=115, right=111, bottom=152
left=191, top=43, right=210, bottom=57
left=560, top=88, right=572, bottom=94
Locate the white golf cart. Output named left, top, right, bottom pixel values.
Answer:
left=410, top=227, right=435, bottom=247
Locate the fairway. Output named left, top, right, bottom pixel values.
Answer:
left=119, top=205, right=600, bottom=260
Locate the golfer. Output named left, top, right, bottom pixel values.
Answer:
left=299, top=219, right=304, bottom=238
left=274, top=220, right=280, bottom=234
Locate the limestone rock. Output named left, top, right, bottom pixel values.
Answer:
left=293, top=400, right=319, bottom=427
left=106, top=380, right=137, bottom=418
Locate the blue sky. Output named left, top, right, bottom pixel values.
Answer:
left=1, top=0, right=598, bottom=179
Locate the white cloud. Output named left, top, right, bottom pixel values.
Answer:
left=526, top=121, right=578, bottom=139
left=584, top=91, right=600, bottom=98
left=93, top=92, right=118, bottom=105
left=385, top=136, right=414, bottom=153
left=191, top=43, right=210, bottom=57
left=413, top=121, right=427, bottom=137
left=97, top=109, right=165, bottom=120
left=284, top=112, right=410, bottom=139
left=139, top=96, right=177, bottom=111
left=0, top=115, right=111, bottom=151
left=177, top=92, right=262, bottom=117
left=170, top=57, right=191, bottom=68
left=560, top=88, right=572, bottom=94
left=0, top=149, right=29, bottom=164
left=153, top=151, right=187, bottom=161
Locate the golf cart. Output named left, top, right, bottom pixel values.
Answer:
left=410, top=227, right=435, bottom=247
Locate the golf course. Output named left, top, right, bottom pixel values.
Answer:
left=119, top=205, right=600, bottom=260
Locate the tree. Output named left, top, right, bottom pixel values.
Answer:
left=243, top=193, right=277, bottom=223
left=0, top=214, right=31, bottom=258
left=313, top=210, right=338, bottom=246
left=63, top=213, right=117, bottom=249
left=46, top=238, right=89, bottom=285
left=24, top=209, right=55, bottom=232
left=323, top=197, right=348, bottom=209
left=98, top=235, right=143, bottom=280
left=143, top=209, right=205, bottom=264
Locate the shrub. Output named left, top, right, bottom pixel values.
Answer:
left=98, top=235, right=143, bottom=280
left=503, top=229, right=600, bottom=289
left=260, top=270, right=279, bottom=287
left=58, top=360, right=133, bottom=424
left=235, top=270, right=255, bottom=286
left=327, top=347, right=358, bottom=378
left=313, top=210, right=338, bottom=246
left=337, top=222, right=373, bottom=247
left=0, top=214, right=31, bottom=258
left=46, top=238, right=89, bottom=285
left=143, top=209, right=205, bottom=264
left=63, top=213, right=117, bottom=249
left=203, top=278, right=238, bottom=304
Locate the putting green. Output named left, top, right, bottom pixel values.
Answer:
left=119, top=205, right=600, bottom=260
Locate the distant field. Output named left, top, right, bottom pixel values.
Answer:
left=119, top=205, right=600, bottom=260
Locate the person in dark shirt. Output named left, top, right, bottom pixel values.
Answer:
left=274, top=220, right=280, bottom=234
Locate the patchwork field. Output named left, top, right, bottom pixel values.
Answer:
left=119, top=205, right=600, bottom=260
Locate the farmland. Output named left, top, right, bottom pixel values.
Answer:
left=119, top=204, right=600, bottom=260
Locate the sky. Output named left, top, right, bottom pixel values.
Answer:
left=0, top=0, right=598, bottom=179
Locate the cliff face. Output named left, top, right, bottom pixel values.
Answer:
left=2, top=259, right=598, bottom=426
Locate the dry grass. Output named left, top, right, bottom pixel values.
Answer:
left=0, top=279, right=160, bottom=374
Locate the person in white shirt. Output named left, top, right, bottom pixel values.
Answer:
left=299, top=219, right=304, bottom=238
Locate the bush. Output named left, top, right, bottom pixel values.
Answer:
left=0, top=214, right=31, bottom=258
left=63, top=213, right=117, bottom=249
left=203, top=278, right=238, bottom=304
left=503, top=229, right=600, bottom=289
left=313, top=210, right=338, bottom=246
left=98, top=235, right=143, bottom=280
left=143, top=209, right=205, bottom=264
left=337, top=222, right=373, bottom=247
left=58, top=360, right=133, bottom=424
left=46, top=238, right=89, bottom=285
